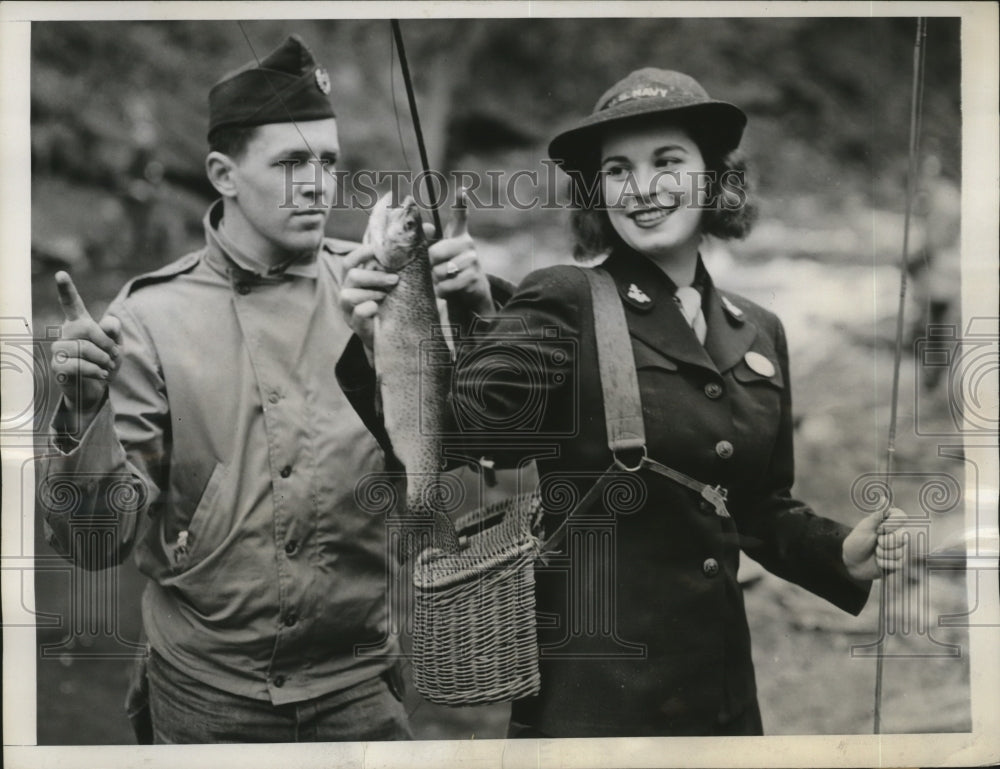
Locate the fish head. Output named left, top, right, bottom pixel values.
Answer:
left=364, top=193, right=426, bottom=272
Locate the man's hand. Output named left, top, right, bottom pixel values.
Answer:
left=427, top=188, right=494, bottom=320
left=51, top=271, right=122, bottom=415
left=843, top=507, right=908, bottom=580
left=338, top=246, right=399, bottom=357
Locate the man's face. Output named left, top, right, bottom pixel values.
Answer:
left=228, top=118, right=340, bottom=260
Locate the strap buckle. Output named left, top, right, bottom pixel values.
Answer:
left=701, top=485, right=731, bottom=518
left=613, top=446, right=648, bottom=473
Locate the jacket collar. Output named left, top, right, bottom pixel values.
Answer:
left=601, top=247, right=757, bottom=374
left=203, top=200, right=319, bottom=281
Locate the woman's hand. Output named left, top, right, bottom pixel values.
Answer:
left=427, top=188, right=494, bottom=320
left=842, top=507, right=908, bottom=580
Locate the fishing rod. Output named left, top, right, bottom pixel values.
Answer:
left=874, top=16, right=928, bottom=736
left=390, top=19, right=444, bottom=240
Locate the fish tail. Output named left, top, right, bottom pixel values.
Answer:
left=396, top=491, right=460, bottom=558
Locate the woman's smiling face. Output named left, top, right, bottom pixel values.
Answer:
left=600, top=119, right=707, bottom=263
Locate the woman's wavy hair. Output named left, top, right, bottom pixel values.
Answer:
left=565, top=119, right=758, bottom=260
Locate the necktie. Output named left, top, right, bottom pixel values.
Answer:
left=675, top=286, right=707, bottom=344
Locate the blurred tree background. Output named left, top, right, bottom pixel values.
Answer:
left=30, top=17, right=960, bottom=278
left=30, top=16, right=971, bottom=745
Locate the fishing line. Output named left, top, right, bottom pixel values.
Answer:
left=912, top=20, right=932, bottom=310
left=235, top=22, right=339, bottom=188
left=235, top=21, right=263, bottom=67
left=389, top=26, right=414, bottom=175
left=390, top=19, right=444, bottom=238
left=875, top=15, right=928, bottom=736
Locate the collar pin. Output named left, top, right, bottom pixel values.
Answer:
left=721, top=295, right=744, bottom=319
left=627, top=283, right=651, bottom=303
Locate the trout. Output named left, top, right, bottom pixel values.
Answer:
left=364, top=194, right=461, bottom=556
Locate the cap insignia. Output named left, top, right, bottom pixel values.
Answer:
left=314, top=67, right=331, bottom=95
left=604, top=84, right=678, bottom=110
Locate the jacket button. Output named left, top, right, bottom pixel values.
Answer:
left=273, top=674, right=286, bottom=688
left=268, top=392, right=280, bottom=404
left=280, top=465, right=292, bottom=478
left=236, top=282, right=251, bottom=295
left=703, top=558, right=720, bottom=577
left=284, top=540, right=298, bottom=555
left=283, top=612, right=298, bottom=627
left=704, top=382, right=723, bottom=399
left=715, top=440, right=734, bottom=459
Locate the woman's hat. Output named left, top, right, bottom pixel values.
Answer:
left=548, top=68, right=746, bottom=174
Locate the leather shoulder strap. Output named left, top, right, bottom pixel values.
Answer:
left=536, top=267, right=647, bottom=556
left=580, top=267, right=646, bottom=456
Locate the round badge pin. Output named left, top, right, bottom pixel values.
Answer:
left=315, top=67, right=331, bottom=95
left=744, top=351, right=775, bottom=377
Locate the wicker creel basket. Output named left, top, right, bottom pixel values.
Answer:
left=411, top=492, right=543, bottom=706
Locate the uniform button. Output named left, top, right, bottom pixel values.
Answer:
left=284, top=612, right=298, bottom=627
left=704, top=382, right=723, bottom=399
left=280, top=465, right=292, bottom=478
left=273, top=674, right=286, bottom=688
left=236, top=282, right=251, bottom=295
left=284, top=540, right=298, bottom=555
left=715, top=440, right=734, bottom=459
left=703, top=558, right=720, bottom=577
left=268, top=392, right=280, bottom=404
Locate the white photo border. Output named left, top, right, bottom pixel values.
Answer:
left=2, top=2, right=997, bottom=767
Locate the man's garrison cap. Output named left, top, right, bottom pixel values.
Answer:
left=208, top=34, right=335, bottom=138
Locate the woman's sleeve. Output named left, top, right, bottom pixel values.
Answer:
left=447, top=265, right=587, bottom=470
left=733, top=318, right=873, bottom=615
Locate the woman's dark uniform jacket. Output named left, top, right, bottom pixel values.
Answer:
left=339, top=245, right=873, bottom=737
